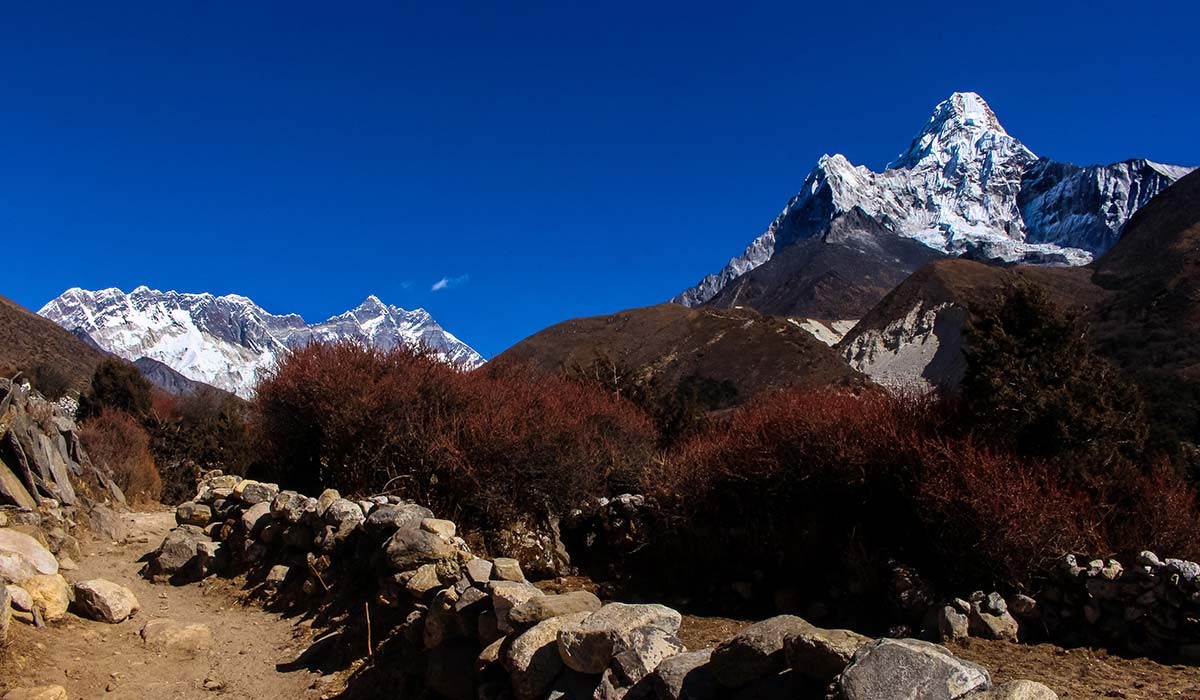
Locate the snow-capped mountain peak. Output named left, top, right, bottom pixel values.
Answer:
left=674, top=92, right=1195, bottom=308
left=39, top=287, right=485, bottom=398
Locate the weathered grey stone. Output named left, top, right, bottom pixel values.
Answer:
left=612, top=625, right=687, bottom=684
left=0, top=584, right=10, bottom=647
left=709, top=615, right=815, bottom=688
left=7, top=584, right=31, bottom=612
left=240, top=502, right=272, bottom=536
left=491, top=580, right=543, bottom=634
left=0, top=528, right=58, bottom=577
left=1007, top=595, right=1038, bottom=619
left=558, top=603, right=683, bottom=675
left=503, top=611, right=591, bottom=700
left=783, top=626, right=870, bottom=681
left=0, top=686, right=68, bottom=700
left=464, top=557, right=493, bottom=584
left=492, top=557, right=526, bottom=582
left=21, top=574, right=71, bottom=621
left=652, top=650, right=717, bottom=700
left=838, top=638, right=991, bottom=700
left=316, top=488, right=341, bottom=515
left=317, top=498, right=365, bottom=550
left=270, top=490, right=317, bottom=524
left=175, top=501, right=212, bottom=527
left=0, top=553, right=36, bottom=585
left=968, top=604, right=1019, bottom=642
left=364, top=503, right=434, bottom=538
left=74, top=579, right=140, bottom=623
left=421, top=517, right=457, bottom=539
left=405, top=564, right=443, bottom=598
left=510, top=590, right=602, bottom=630
left=142, top=526, right=208, bottom=582
left=140, top=618, right=213, bottom=654
left=969, top=680, right=1058, bottom=700
left=0, top=458, right=37, bottom=510
left=938, top=606, right=971, bottom=642
left=233, top=479, right=279, bottom=505
left=453, top=586, right=489, bottom=614
left=84, top=503, right=128, bottom=543
left=265, top=564, right=290, bottom=588
left=384, top=527, right=453, bottom=571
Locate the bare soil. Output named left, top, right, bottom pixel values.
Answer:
left=0, top=510, right=335, bottom=699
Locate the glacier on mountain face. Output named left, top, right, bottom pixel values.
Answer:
left=39, top=286, right=485, bottom=399
left=675, top=92, right=1195, bottom=307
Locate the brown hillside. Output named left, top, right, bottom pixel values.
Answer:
left=0, top=293, right=108, bottom=392
left=491, top=303, right=864, bottom=400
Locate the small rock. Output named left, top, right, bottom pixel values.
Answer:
left=1007, top=595, right=1038, bottom=619
left=421, top=518, right=457, bottom=539
left=316, top=489, right=341, bottom=515
left=612, top=625, right=687, bottom=684
left=0, top=584, right=10, bottom=646
left=270, top=490, right=318, bottom=524
left=464, top=557, right=493, bottom=584
left=968, top=603, right=1020, bottom=642
left=490, top=580, right=543, bottom=634
left=509, top=590, right=602, bottom=630
left=0, top=686, right=68, bottom=700
left=363, top=503, right=434, bottom=538
left=175, top=501, right=212, bottom=527
left=492, top=557, right=525, bottom=582
left=405, top=564, right=443, bottom=598
left=384, top=527, right=453, bottom=571
left=240, top=502, right=273, bottom=536
left=8, top=584, right=32, bottom=612
left=141, top=619, right=213, bottom=655
left=970, top=679, right=1058, bottom=699
left=21, top=574, right=71, bottom=621
left=265, top=565, right=290, bottom=588
left=938, top=606, right=970, bottom=642
left=74, top=579, right=140, bottom=623
left=233, top=479, right=279, bottom=505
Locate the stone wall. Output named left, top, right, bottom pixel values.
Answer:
left=147, top=472, right=1057, bottom=700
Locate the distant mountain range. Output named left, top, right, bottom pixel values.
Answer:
left=39, top=288, right=484, bottom=398
left=674, top=92, right=1194, bottom=326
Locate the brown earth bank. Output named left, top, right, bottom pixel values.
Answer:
left=5, top=511, right=1200, bottom=699
left=0, top=511, right=340, bottom=700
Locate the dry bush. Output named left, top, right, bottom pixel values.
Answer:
left=80, top=408, right=162, bottom=506
left=254, top=342, right=656, bottom=528
left=149, top=387, right=253, bottom=504
left=443, top=365, right=655, bottom=523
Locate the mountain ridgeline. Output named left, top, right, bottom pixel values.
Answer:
left=674, top=92, right=1193, bottom=322
left=39, top=287, right=484, bottom=398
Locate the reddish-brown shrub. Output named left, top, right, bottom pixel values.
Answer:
left=80, top=408, right=162, bottom=506
left=253, top=342, right=656, bottom=527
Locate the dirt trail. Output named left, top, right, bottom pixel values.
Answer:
left=1, top=511, right=330, bottom=699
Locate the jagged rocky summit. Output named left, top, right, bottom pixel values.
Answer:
left=675, top=92, right=1194, bottom=309
left=39, top=287, right=484, bottom=398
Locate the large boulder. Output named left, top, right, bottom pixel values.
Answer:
left=0, top=528, right=58, bottom=579
left=837, top=638, right=991, bottom=700
left=783, top=626, right=871, bottom=681
left=21, top=574, right=71, bottom=622
left=74, top=579, right=140, bottom=623
left=384, top=527, right=454, bottom=571
left=652, top=650, right=718, bottom=700
left=709, top=615, right=815, bottom=688
left=509, top=590, right=602, bottom=630
left=503, top=611, right=592, bottom=700
left=240, top=502, right=273, bottom=536
left=558, top=603, right=682, bottom=674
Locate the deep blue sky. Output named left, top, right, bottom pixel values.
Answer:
left=3, top=1, right=1198, bottom=357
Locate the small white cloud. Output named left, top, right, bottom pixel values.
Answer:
left=431, top=274, right=469, bottom=292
